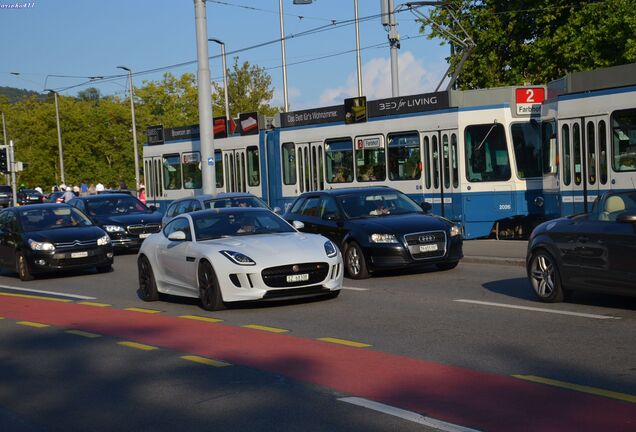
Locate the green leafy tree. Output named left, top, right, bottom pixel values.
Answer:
left=423, top=0, right=636, bottom=88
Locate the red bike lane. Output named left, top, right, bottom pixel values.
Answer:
left=1, top=295, right=634, bottom=432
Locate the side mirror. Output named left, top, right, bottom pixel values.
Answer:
left=325, top=212, right=339, bottom=221
left=273, top=206, right=282, bottom=214
left=616, top=211, right=636, bottom=224
left=167, top=231, right=186, bottom=241
left=292, top=220, right=305, bottom=230
left=148, top=205, right=157, bottom=212
left=420, top=201, right=432, bottom=213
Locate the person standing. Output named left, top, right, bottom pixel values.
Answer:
left=61, top=186, right=75, bottom=203
left=138, top=186, right=146, bottom=205
left=88, top=183, right=96, bottom=195
left=96, top=182, right=104, bottom=193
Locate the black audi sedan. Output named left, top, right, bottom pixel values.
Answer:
left=283, top=187, right=463, bottom=279
left=0, top=204, right=114, bottom=281
left=66, top=194, right=162, bottom=251
left=527, top=190, right=636, bottom=302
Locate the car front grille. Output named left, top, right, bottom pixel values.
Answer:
left=261, top=262, right=329, bottom=288
left=127, top=223, right=161, bottom=235
left=54, top=239, right=97, bottom=249
left=404, top=230, right=447, bottom=260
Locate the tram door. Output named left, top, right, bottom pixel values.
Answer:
left=296, top=142, right=324, bottom=193
left=422, top=132, right=442, bottom=214
left=560, top=118, right=608, bottom=214
left=440, top=130, right=461, bottom=220
left=143, top=156, right=163, bottom=206
left=222, top=149, right=247, bottom=193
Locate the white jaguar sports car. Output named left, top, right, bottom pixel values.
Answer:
left=137, top=208, right=343, bottom=310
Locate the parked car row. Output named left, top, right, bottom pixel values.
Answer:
left=0, top=186, right=46, bottom=207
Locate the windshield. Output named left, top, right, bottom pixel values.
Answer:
left=337, top=191, right=423, bottom=218
left=19, top=207, right=93, bottom=231
left=204, top=196, right=269, bottom=210
left=193, top=210, right=294, bottom=241
left=85, top=196, right=148, bottom=216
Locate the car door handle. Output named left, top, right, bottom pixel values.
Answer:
left=186, top=256, right=195, bottom=262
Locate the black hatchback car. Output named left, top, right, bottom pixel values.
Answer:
left=66, top=194, right=162, bottom=251
left=0, top=204, right=114, bottom=281
left=284, top=187, right=463, bottom=279
left=527, top=190, right=636, bottom=302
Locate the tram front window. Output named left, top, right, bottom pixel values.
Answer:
left=465, top=123, right=511, bottom=182
left=512, top=122, right=542, bottom=178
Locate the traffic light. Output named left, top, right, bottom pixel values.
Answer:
left=0, top=146, right=8, bottom=174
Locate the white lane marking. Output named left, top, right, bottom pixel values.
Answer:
left=342, top=286, right=369, bottom=291
left=0, top=285, right=96, bottom=300
left=454, top=299, right=621, bottom=320
left=339, top=397, right=481, bottom=432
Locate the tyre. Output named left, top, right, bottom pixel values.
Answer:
left=198, top=261, right=225, bottom=311
left=16, top=252, right=34, bottom=281
left=436, top=261, right=459, bottom=271
left=344, top=242, right=369, bottom=279
left=96, top=264, right=113, bottom=273
left=528, top=249, right=564, bottom=303
left=137, top=255, right=158, bottom=302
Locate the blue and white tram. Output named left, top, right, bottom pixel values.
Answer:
left=540, top=62, right=636, bottom=217
left=266, top=87, right=546, bottom=239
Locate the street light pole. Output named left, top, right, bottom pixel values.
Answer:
left=354, top=0, right=363, bottom=97
left=209, top=38, right=231, bottom=130
left=44, top=89, right=65, bottom=185
left=117, top=66, right=140, bottom=192
left=279, top=0, right=289, bottom=112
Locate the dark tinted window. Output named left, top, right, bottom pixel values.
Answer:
left=85, top=196, right=149, bottom=216
left=300, top=197, right=321, bottom=217
left=465, top=123, right=510, bottom=182
left=512, top=122, right=542, bottom=178
left=193, top=210, right=294, bottom=240
left=163, top=217, right=192, bottom=241
left=19, top=207, right=92, bottom=232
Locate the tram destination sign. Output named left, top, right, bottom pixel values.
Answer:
left=367, top=91, right=449, bottom=117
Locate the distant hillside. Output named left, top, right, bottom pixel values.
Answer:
left=0, top=86, right=41, bottom=103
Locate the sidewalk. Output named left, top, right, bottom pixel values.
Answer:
left=462, top=239, right=527, bottom=267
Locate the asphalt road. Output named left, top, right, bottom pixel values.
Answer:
left=0, top=253, right=634, bottom=431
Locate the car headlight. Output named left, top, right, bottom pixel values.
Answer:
left=370, top=233, right=399, bottom=243
left=324, top=241, right=338, bottom=258
left=450, top=225, right=461, bottom=237
left=28, top=239, right=55, bottom=252
left=104, top=225, right=125, bottom=233
left=220, top=250, right=256, bottom=266
left=97, top=234, right=111, bottom=246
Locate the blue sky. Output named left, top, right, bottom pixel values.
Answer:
left=1, top=0, right=450, bottom=110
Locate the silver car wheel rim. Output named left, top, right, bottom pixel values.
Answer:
left=531, top=254, right=555, bottom=297
left=348, top=248, right=360, bottom=275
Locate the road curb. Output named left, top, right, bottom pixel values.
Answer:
left=462, top=256, right=525, bottom=267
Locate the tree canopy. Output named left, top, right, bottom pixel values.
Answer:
left=423, top=0, right=636, bottom=89
left=0, top=60, right=279, bottom=190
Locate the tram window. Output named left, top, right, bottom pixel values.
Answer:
left=451, top=134, right=459, bottom=188
left=573, top=123, right=582, bottom=185
left=325, top=138, right=353, bottom=183
left=388, top=132, right=421, bottom=181
left=162, top=154, right=181, bottom=190
left=424, top=137, right=431, bottom=189
left=443, top=135, right=450, bottom=188
left=562, top=124, right=571, bottom=186
left=464, top=123, right=510, bottom=182
left=432, top=136, right=440, bottom=189
left=239, top=153, right=246, bottom=192
left=247, top=146, right=260, bottom=186
left=356, top=137, right=386, bottom=182
left=182, top=152, right=202, bottom=189
left=512, top=122, right=542, bottom=179
left=542, top=120, right=558, bottom=174
left=282, top=142, right=297, bottom=185
left=587, top=122, right=596, bottom=185
left=599, top=121, right=608, bottom=184
left=215, top=150, right=224, bottom=188
left=611, top=108, right=636, bottom=172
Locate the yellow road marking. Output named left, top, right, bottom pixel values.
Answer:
left=124, top=307, right=161, bottom=314
left=117, top=341, right=158, bottom=351
left=0, top=292, right=72, bottom=302
left=77, top=301, right=111, bottom=307
left=179, top=315, right=223, bottom=323
left=17, top=321, right=49, bottom=328
left=514, top=375, right=636, bottom=404
left=242, top=324, right=288, bottom=333
left=318, top=337, right=371, bottom=348
left=65, top=330, right=102, bottom=338
left=181, top=355, right=231, bottom=367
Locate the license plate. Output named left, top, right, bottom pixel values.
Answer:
left=419, top=244, right=438, bottom=252
left=286, top=273, right=309, bottom=283
left=139, top=233, right=151, bottom=239
left=71, top=251, right=88, bottom=258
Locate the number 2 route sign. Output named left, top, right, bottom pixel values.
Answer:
left=515, top=87, right=545, bottom=115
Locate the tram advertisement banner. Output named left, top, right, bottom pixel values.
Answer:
left=213, top=117, right=227, bottom=139
left=280, top=105, right=345, bottom=128
left=238, top=112, right=259, bottom=136
left=367, top=91, right=449, bottom=117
